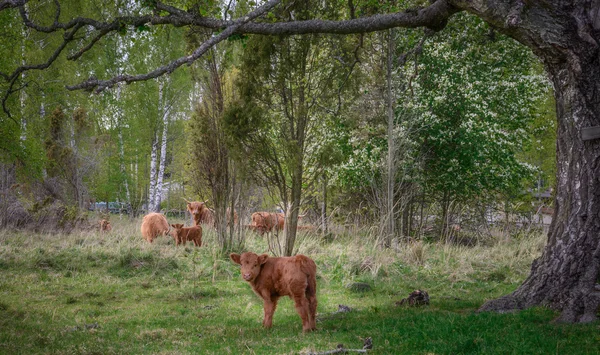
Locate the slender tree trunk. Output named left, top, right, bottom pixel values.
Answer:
left=147, top=135, right=158, bottom=212
left=20, top=23, right=27, bottom=142
left=283, top=82, right=307, bottom=256
left=147, top=80, right=163, bottom=213
left=284, top=173, right=302, bottom=256
left=115, top=85, right=132, bottom=213
left=321, top=173, right=328, bottom=235
left=154, top=77, right=170, bottom=212
left=385, top=29, right=396, bottom=247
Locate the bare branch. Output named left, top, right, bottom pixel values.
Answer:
left=66, top=27, right=113, bottom=61
left=66, top=0, right=282, bottom=93
left=2, top=0, right=458, bottom=110
left=228, top=0, right=457, bottom=35
left=0, top=0, right=25, bottom=11
left=2, top=23, right=83, bottom=117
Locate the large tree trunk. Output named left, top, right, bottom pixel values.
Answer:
left=477, top=2, right=600, bottom=322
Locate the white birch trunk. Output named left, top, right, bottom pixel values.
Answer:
left=154, top=77, right=170, bottom=212
left=148, top=78, right=165, bottom=213
left=116, top=85, right=132, bottom=210
left=148, top=133, right=159, bottom=212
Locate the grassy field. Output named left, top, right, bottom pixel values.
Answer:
left=0, top=217, right=598, bottom=354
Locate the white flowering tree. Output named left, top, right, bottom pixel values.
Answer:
left=410, top=14, right=549, bottom=232
left=332, top=15, right=548, bottom=236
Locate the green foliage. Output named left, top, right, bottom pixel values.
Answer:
left=331, top=14, right=551, bottom=223
left=411, top=15, right=549, bottom=202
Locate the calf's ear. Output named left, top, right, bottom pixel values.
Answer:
left=258, top=254, right=269, bottom=265
left=230, top=253, right=241, bottom=265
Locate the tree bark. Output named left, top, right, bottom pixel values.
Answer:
left=148, top=79, right=164, bottom=213
left=321, top=173, right=328, bottom=235
left=480, top=57, right=600, bottom=322
left=115, top=85, right=132, bottom=214
left=385, top=28, right=396, bottom=247
left=154, top=77, right=170, bottom=213
left=148, top=131, right=158, bottom=212
left=472, top=0, right=600, bottom=323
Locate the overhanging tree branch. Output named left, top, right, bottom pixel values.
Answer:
left=2, top=0, right=459, bottom=106
left=0, top=0, right=25, bottom=11
left=65, top=0, right=282, bottom=93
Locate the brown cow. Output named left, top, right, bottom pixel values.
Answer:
left=98, top=219, right=112, bottom=232
left=140, top=212, right=170, bottom=243
left=187, top=201, right=238, bottom=228
left=250, top=212, right=285, bottom=236
left=187, top=201, right=214, bottom=227
left=230, top=252, right=317, bottom=332
left=169, top=223, right=202, bottom=247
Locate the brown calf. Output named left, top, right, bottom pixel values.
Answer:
left=230, top=252, right=317, bottom=332
left=98, top=219, right=112, bottom=232
left=140, top=213, right=170, bottom=243
left=169, top=223, right=202, bottom=247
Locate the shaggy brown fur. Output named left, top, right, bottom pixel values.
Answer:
left=187, top=201, right=238, bottom=228
left=98, top=219, right=112, bottom=232
left=186, top=201, right=214, bottom=226
left=230, top=252, right=318, bottom=332
left=169, top=223, right=202, bottom=247
left=250, top=212, right=285, bottom=236
left=140, top=213, right=169, bottom=243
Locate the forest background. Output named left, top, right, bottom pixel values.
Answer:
left=0, top=0, right=556, bottom=256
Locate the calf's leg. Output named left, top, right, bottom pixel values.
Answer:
left=262, top=297, right=278, bottom=328
left=307, top=293, right=317, bottom=330
left=292, top=294, right=313, bottom=332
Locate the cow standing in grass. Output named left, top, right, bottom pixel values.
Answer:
left=186, top=201, right=214, bottom=227
left=230, top=252, right=317, bottom=332
left=249, top=212, right=285, bottom=236
left=140, top=213, right=169, bottom=243
left=187, top=200, right=238, bottom=228
left=169, top=223, right=202, bottom=247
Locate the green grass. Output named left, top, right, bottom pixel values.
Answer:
left=0, top=219, right=598, bottom=354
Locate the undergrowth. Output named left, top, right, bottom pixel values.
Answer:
left=0, top=218, right=597, bottom=354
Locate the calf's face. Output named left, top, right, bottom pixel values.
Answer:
left=169, top=223, right=184, bottom=239
left=230, top=252, right=268, bottom=282
left=100, top=220, right=112, bottom=231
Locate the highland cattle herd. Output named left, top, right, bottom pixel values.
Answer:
left=96, top=200, right=318, bottom=331
left=100, top=200, right=307, bottom=247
